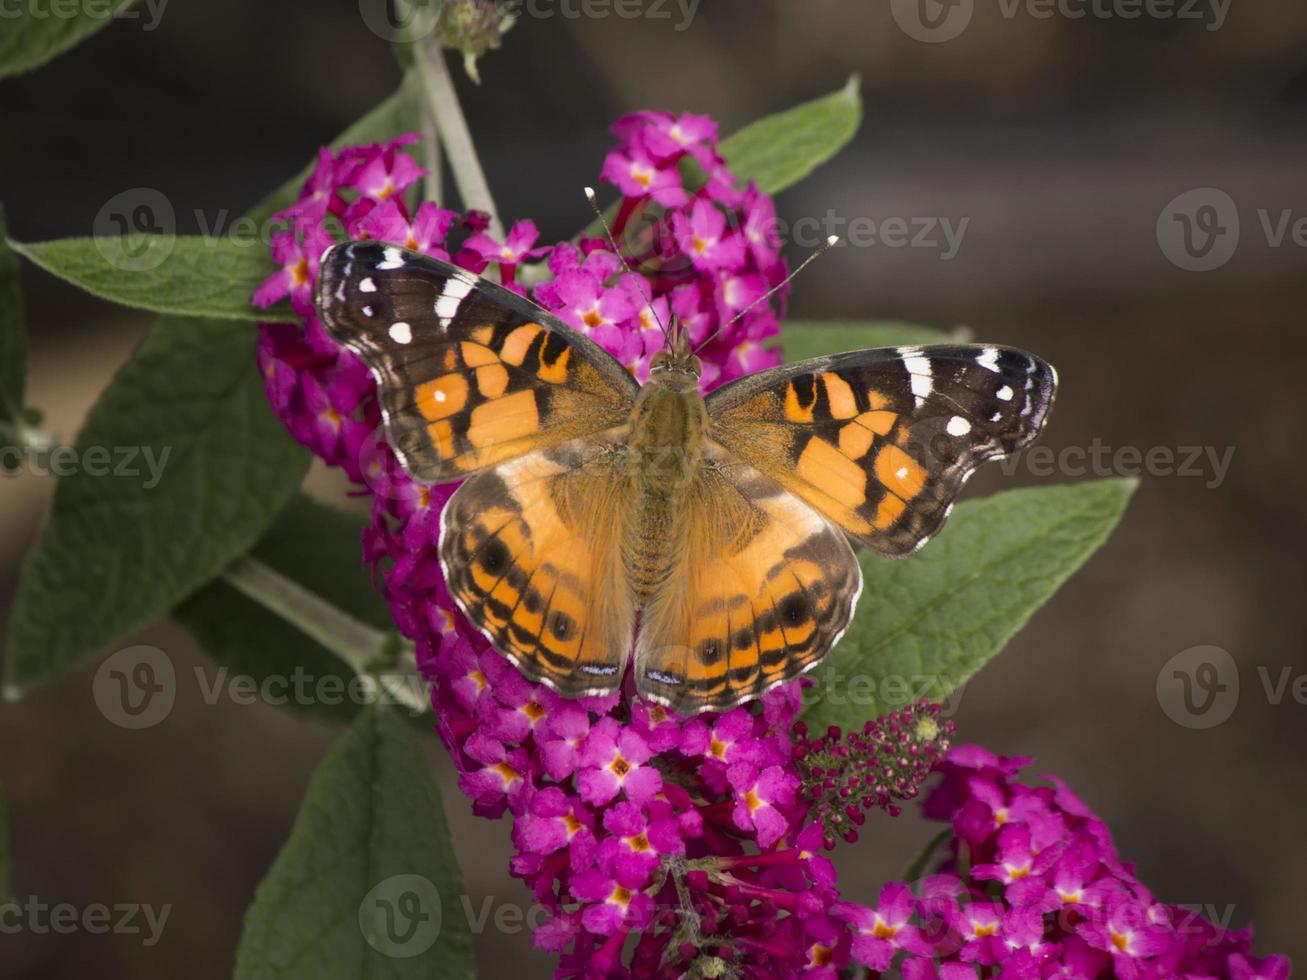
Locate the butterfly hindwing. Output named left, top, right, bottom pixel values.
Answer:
left=316, top=242, right=639, bottom=483
left=706, top=345, right=1057, bottom=556
left=634, top=444, right=862, bottom=714
left=439, top=433, right=636, bottom=698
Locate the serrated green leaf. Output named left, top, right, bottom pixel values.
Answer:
left=248, top=86, right=423, bottom=229
left=720, top=75, right=862, bottom=195
left=173, top=496, right=393, bottom=725
left=234, top=707, right=474, bottom=980
left=7, top=236, right=297, bottom=323
left=2, top=316, right=311, bottom=693
left=781, top=319, right=953, bottom=364
left=0, top=205, right=27, bottom=448
left=0, top=0, right=137, bottom=79
left=801, top=479, right=1137, bottom=730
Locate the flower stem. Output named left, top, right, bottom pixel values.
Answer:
left=411, top=38, right=503, bottom=238
left=419, top=86, right=442, bottom=204
left=221, top=555, right=428, bottom=714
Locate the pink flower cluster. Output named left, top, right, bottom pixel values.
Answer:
left=826, top=747, right=1291, bottom=980
left=252, top=114, right=1290, bottom=978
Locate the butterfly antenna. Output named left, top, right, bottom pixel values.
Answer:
left=692, top=235, right=840, bottom=356
left=584, top=186, right=672, bottom=347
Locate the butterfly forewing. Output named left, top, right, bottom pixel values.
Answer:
left=706, top=344, right=1057, bottom=556
left=316, top=242, right=639, bottom=483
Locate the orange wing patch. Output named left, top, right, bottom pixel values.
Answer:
left=440, top=437, right=635, bottom=698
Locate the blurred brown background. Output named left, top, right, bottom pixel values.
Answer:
left=2, top=1, right=1306, bottom=976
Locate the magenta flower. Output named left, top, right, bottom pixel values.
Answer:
left=357, top=199, right=458, bottom=258
left=834, top=882, right=930, bottom=970
left=576, top=718, right=661, bottom=806
left=344, top=136, right=424, bottom=205
left=599, top=143, right=687, bottom=207
left=1076, top=897, right=1175, bottom=977
left=595, top=801, right=682, bottom=888
left=727, top=762, right=797, bottom=848
left=569, top=867, right=655, bottom=935
left=673, top=197, right=746, bottom=272
left=461, top=218, right=546, bottom=287
left=514, top=786, right=597, bottom=870
left=253, top=223, right=333, bottom=315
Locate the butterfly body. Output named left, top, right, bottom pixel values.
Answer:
left=317, top=242, right=1058, bottom=714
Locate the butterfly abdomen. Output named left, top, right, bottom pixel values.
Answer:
left=623, top=379, right=708, bottom=603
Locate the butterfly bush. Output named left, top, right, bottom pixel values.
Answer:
left=252, top=116, right=1290, bottom=978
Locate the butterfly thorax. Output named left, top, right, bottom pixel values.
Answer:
left=626, top=371, right=707, bottom=495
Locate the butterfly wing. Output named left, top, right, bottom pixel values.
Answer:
left=439, top=433, right=636, bottom=698
left=316, top=242, right=640, bottom=483
left=634, top=444, right=861, bottom=714
left=705, top=344, right=1056, bottom=556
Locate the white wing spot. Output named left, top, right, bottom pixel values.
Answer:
left=996, top=385, right=1014, bottom=402
left=896, top=466, right=909, bottom=480
left=435, top=276, right=475, bottom=326
left=362, top=305, right=374, bottom=317
left=359, top=277, right=376, bottom=293
left=434, top=389, right=447, bottom=403
left=902, top=353, right=933, bottom=404
left=947, top=415, right=972, bottom=437
left=977, top=347, right=1002, bottom=373
left=377, top=247, right=404, bottom=270
left=389, top=321, right=412, bottom=344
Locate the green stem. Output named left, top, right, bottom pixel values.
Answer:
left=221, top=556, right=428, bottom=714
left=410, top=39, right=502, bottom=238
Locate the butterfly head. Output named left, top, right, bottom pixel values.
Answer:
left=648, top=317, right=702, bottom=389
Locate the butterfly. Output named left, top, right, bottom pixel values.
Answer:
left=316, top=241, right=1057, bottom=715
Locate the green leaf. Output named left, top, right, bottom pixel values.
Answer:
left=248, top=85, right=422, bottom=229
left=780, top=319, right=953, bottom=364
left=7, top=236, right=297, bottom=323
left=0, top=205, right=27, bottom=449
left=2, top=316, right=311, bottom=693
left=720, top=75, right=862, bottom=195
left=173, top=496, right=394, bottom=725
left=0, top=0, right=137, bottom=79
left=801, top=479, right=1137, bottom=730
left=234, top=707, right=474, bottom=980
